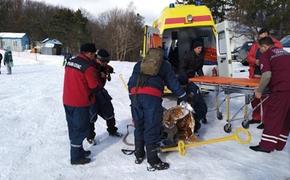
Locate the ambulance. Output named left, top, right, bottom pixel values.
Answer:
left=143, top=0, right=233, bottom=77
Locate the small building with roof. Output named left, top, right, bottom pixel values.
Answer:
left=0, top=32, right=30, bottom=51
left=40, top=38, right=62, bottom=55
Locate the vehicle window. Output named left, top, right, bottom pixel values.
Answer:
left=281, top=36, right=290, bottom=47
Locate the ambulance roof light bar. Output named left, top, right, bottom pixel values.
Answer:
left=175, top=0, right=203, bottom=5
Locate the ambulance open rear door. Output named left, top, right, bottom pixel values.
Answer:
left=216, top=21, right=233, bottom=77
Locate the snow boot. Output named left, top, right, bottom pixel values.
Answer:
left=107, top=118, right=122, bottom=137
left=71, top=157, right=91, bottom=165
left=81, top=147, right=91, bottom=157
left=257, top=123, right=264, bottom=129
left=146, top=144, right=169, bottom=171
left=134, top=140, right=145, bottom=164
left=147, top=160, right=170, bottom=171
left=109, top=131, right=123, bottom=137
left=249, top=145, right=271, bottom=153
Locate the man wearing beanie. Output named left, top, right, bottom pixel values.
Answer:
left=63, top=43, right=103, bottom=165
left=181, top=40, right=204, bottom=78
left=179, top=40, right=207, bottom=124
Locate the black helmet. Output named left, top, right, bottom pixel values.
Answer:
left=96, top=49, right=110, bottom=62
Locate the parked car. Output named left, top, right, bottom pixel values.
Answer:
left=281, top=35, right=290, bottom=52
left=235, top=41, right=254, bottom=66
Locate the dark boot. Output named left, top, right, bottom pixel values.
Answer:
left=134, top=140, right=145, bottom=164
left=106, top=118, right=122, bottom=137
left=81, top=147, right=91, bottom=157
left=257, top=123, right=264, bottom=129
left=71, top=157, right=91, bottom=165
left=146, top=144, right=169, bottom=171
left=249, top=145, right=271, bottom=153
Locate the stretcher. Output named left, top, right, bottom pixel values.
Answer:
left=189, top=76, right=260, bottom=133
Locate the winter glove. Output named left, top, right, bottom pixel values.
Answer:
left=179, top=101, right=194, bottom=112
left=106, top=65, right=114, bottom=74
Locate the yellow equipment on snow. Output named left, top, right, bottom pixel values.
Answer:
left=160, top=127, right=252, bottom=156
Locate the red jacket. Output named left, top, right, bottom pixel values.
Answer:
left=63, top=54, right=102, bottom=107
left=247, top=36, right=282, bottom=78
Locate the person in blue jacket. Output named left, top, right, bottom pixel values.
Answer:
left=128, top=48, right=187, bottom=171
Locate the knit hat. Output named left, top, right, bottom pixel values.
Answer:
left=192, top=41, right=203, bottom=49
left=80, top=43, right=97, bottom=53
left=96, top=49, right=110, bottom=62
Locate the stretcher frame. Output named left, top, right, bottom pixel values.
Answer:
left=189, top=76, right=260, bottom=133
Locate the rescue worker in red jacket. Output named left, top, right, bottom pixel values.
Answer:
left=86, top=49, right=122, bottom=145
left=247, top=28, right=282, bottom=128
left=63, top=43, right=102, bottom=165
left=250, top=37, right=290, bottom=153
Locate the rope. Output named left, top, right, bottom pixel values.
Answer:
left=121, top=123, right=135, bottom=155
left=122, top=124, right=135, bottom=146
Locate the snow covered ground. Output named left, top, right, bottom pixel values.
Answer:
left=0, top=51, right=289, bottom=180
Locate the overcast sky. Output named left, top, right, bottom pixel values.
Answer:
left=32, top=0, right=175, bottom=25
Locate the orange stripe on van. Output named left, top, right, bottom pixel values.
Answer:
left=165, top=15, right=211, bottom=24
left=192, top=15, right=211, bottom=21
left=165, top=17, right=185, bottom=24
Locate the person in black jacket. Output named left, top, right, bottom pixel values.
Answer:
left=181, top=41, right=204, bottom=78
left=86, top=49, right=122, bottom=145
left=4, top=48, right=13, bottom=75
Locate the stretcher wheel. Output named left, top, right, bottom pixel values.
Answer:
left=217, top=112, right=223, bottom=120
left=242, top=120, right=250, bottom=129
left=224, top=123, right=232, bottom=133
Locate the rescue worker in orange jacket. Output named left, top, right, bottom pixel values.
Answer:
left=246, top=28, right=282, bottom=128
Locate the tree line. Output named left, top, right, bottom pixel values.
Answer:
left=0, top=0, right=144, bottom=61
left=202, top=0, right=290, bottom=39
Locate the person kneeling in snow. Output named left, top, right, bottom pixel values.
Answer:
left=177, top=74, right=208, bottom=132
left=128, top=48, right=187, bottom=171
left=86, top=49, right=122, bottom=145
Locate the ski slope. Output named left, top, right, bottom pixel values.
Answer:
left=0, top=51, right=289, bottom=180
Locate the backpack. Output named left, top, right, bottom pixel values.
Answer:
left=140, top=48, right=163, bottom=76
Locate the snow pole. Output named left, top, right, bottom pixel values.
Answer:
left=160, top=127, right=252, bottom=156
left=119, top=73, right=128, bottom=91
